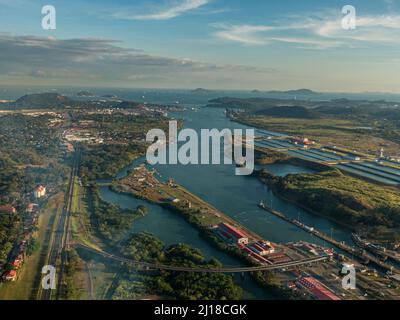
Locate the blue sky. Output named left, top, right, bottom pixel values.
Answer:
left=0, top=0, right=399, bottom=92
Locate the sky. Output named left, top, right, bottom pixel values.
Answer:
left=0, top=0, right=399, bottom=92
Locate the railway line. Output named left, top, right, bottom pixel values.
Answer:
left=39, top=146, right=80, bottom=300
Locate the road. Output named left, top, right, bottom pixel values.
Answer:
left=76, top=243, right=330, bottom=273
left=39, top=146, right=80, bottom=300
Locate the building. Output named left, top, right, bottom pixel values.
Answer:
left=296, top=277, right=340, bottom=301
left=26, top=203, right=39, bottom=214
left=246, top=241, right=275, bottom=256
left=3, top=269, right=17, bottom=282
left=241, top=246, right=272, bottom=264
left=290, top=137, right=315, bottom=146
left=0, top=205, right=16, bottom=214
left=218, top=223, right=249, bottom=245
left=34, top=185, right=46, bottom=198
left=11, top=259, right=22, bottom=269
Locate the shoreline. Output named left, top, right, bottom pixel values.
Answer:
left=255, top=172, right=356, bottom=233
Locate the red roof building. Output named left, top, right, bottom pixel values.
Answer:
left=0, top=205, right=16, bottom=214
left=218, top=223, right=249, bottom=245
left=26, top=203, right=38, bottom=213
left=3, top=269, right=17, bottom=281
left=11, top=259, right=21, bottom=269
left=296, top=277, right=340, bottom=301
left=219, top=223, right=247, bottom=239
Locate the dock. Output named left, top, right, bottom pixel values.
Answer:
left=258, top=202, right=398, bottom=274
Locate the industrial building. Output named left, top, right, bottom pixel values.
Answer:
left=216, top=223, right=249, bottom=245
left=296, top=277, right=340, bottom=300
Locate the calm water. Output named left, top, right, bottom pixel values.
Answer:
left=2, top=87, right=393, bottom=299
left=102, top=106, right=354, bottom=246
left=99, top=105, right=355, bottom=299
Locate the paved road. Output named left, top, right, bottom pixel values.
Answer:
left=77, top=243, right=330, bottom=273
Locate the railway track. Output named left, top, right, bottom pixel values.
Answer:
left=76, top=243, right=330, bottom=273
left=39, top=146, right=80, bottom=300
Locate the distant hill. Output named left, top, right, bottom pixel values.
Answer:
left=255, top=106, right=319, bottom=119
left=191, top=88, right=212, bottom=93
left=76, top=91, right=95, bottom=97
left=247, top=89, right=319, bottom=95
left=15, top=93, right=73, bottom=109
left=267, top=89, right=318, bottom=95
left=208, top=97, right=286, bottom=109
left=207, top=97, right=319, bottom=119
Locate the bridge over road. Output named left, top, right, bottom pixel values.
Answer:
left=76, top=243, right=330, bottom=273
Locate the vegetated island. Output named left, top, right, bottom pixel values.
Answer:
left=111, top=232, right=243, bottom=300
left=110, top=165, right=306, bottom=300
left=191, top=88, right=213, bottom=93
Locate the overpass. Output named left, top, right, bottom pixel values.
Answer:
left=76, top=243, right=330, bottom=273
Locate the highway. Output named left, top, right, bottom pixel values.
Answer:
left=76, top=243, right=330, bottom=273
left=39, top=146, right=80, bottom=300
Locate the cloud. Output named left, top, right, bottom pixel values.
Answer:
left=0, top=34, right=275, bottom=88
left=119, top=0, right=210, bottom=21
left=213, top=12, right=400, bottom=49
left=213, top=24, right=275, bottom=45
left=316, top=14, right=400, bottom=43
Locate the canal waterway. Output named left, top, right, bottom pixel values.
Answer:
left=99, top=105, right=356, bottom=299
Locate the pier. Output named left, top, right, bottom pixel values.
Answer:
left=258, top=202, right=398, bottom=274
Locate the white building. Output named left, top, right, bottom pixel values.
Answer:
left=34, top=185, right=46, bottom=198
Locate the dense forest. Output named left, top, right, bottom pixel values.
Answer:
left=113, top=232, right=243, bottom=300
left=87, top=185, right=146, bottom=244
left=0, top=114, right=63, bottom=165
left=80, top=143, right=146, bottom=181
left=0, top=113, right=68, bottom=270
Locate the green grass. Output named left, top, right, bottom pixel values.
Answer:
left=0, top=192, right=64, bottom=300
left=240, top=115, right=400, bottom=155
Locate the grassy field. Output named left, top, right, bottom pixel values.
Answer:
left=70, top=177, right=103, bottom=250
left=0, top=192, right=64, bottom=300
left=241, top=115, right=400, bottom=155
